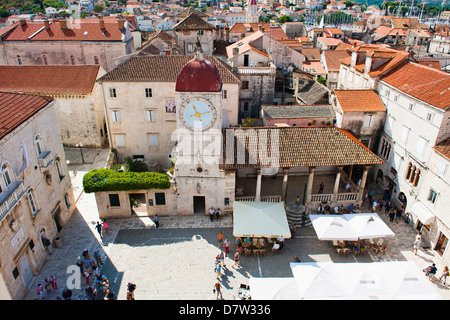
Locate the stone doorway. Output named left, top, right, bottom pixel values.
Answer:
left=193, top=196, right=205, bottom=214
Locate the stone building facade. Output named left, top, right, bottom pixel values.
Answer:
left=0, top=92, right=75, bottom=300
left=96, top=55, right=240, bottom=167
left=0, top=17, right=134, bottom=72
left=0, top=65, right=108, bottom=148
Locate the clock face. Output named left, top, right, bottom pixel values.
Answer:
left=180, top=98, right=217, bottom=130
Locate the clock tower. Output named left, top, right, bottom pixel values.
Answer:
left=174, top=41, right=234, bottom=215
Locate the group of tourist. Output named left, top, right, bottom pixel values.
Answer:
left=209, top=207, right=222, bottom=222
left=35, top=275, right=57, bottom=300
left=76, top=248, right=114, bottom=300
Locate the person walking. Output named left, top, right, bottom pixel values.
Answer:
left=50, top=275, right=57, bottom=290
left=94, top=250, right=103, bottom=266
left=84, top=269, right=90, bottom=286
left=103, top=219, right=109, bottom=234
left=36, top=283, right=44, bottom=300
left=219, top=251, right=225, bottom=267
left=318, top=182, right=324, bottom=194
left=232, top=252, right=240, bottom=269
left=209, top=207, right=215, bottom=222
left=95, top=221, right=103, bottom=239
left=218, top=231, right=223, bottom=247
left=154, top=214, right=159, bottom=228
left=389, top=209, right=395, bottom=222
left=223, top=239, right=231, bottom=256
left=213, top=281, right=222, bottom=300
left=215, top=262, right=222, bottom=280
left=296, top=196, right=300, bottom=207
left=412, top=232, right=421, bottom=255
left=440, top=266, right=449, bottom=285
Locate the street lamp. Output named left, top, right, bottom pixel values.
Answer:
left=75, top=143, right=84, bottom=163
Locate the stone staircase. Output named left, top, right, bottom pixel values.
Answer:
left=285, top=204, right=312, bottom=228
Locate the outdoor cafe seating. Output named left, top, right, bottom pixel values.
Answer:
left=332, top=238, right=388, bottom=257
left=235, top=236, right=280, bottom=257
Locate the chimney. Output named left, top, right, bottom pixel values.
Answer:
left=350, top=50, right=357, bottom=67
left=60, top=19, right=69, bottom=30
left=215, top=25, right=219, bottom=40
left=19, top=19, right=26, bottom=26
left=44, top=19, right=50, bottom=30
left=232, top=47, right=239, bottom=72
left=225, top=26, right=229, bottom=42
left=364, top=52, right=373, bottom=74
left=99, top=16, right=105, bottom=30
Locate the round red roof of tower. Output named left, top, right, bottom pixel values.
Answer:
left=175, top=57, right=222, bottom=92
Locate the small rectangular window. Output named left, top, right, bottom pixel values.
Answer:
left=112, top=110, right=121, bottom=122
left=426, top=112, right=433, bottom=122
left=147, top=110, right=156, bottom=122
left=109, top=88, right=117, bottom=98
left=155, top=192, right=166, bottom=205
left=115, top=134, right=126, bottom=147
left=145, top=88, right=152, bottom=97
left=428, top=189, right=438, bottom=204
left=109, top=194, right=120, bottom=207
left=148, top=134, right=159, bottom=146
left=242, top=81, right=249, bottom=90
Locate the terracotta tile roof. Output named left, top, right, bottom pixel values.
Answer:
left=317, top=36, right=343, bottom=46
left=0, top=65, right=100, bottom=95
left=228, top=23, right=288, bottom=40
left=323, top=49, right=351, bottom=72
left=434, top=138, right=450, bottom=160
left=173, top=12, right=215, bottom=30
left=380, top=62, right=450, bottom=110
left=340, top=45, right=410, bottom=78
left=334, top=89, right=386, bottom=112
left=2, top=18, right=128, bottom=42
left=0, top=92, right=53, bottom=140
left=97, top=55, right=240, bottom=84
left=222, top=126, right=383, bottom=169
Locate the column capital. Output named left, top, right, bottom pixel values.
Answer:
left=309, top=166, right=316, bottom=173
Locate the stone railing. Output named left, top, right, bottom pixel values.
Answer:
left=235, top=195, right=281, bottom=202
left=0, top=182, right=26, bottom=223
left=337, top=193, right=358, bottom=202
left=310, top=194, right=332, bottom=203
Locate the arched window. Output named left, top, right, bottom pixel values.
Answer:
left=405, top=162, right=412, bottom=180
left=94, top=56, right=99, bottom=65
left=70, top=55, right=75, bottom=65
left=55, top=156, right=63, bottom=181
left=34, top=134, right=44, bottom=157
left=17, top=55, right=22, bottom=65
left=27, top=188, right=38, bottom=215
left=413, top=169, right=421, bottom=187
left=409, top=165, right=416, bottom=183
left=1, top=162, right=13, bottom=188
left=42, top=54, right=48, bottom=65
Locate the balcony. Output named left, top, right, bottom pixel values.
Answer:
left=38, top=150, right=53, bottom=168
left=0, top=181, right=26, bottom=223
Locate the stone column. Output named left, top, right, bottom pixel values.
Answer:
left=281, top=168, right=289, bottom=202
left=332, top=166, right=343, bottom=203
left=255, top=168, right=262, bottom=202
left=305, top=167, right=316, bottom=205
left=357, top=166, right=370, bottom=203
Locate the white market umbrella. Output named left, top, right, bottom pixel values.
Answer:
left=343, top=213, right=394, bottom=240
left=233, top=201, right=291, bottom=238
left=249, top=277, right=301, bottom=300
left=290, top=262, right=350, bottom=299
left=309, top=214, right=358, bottom=241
